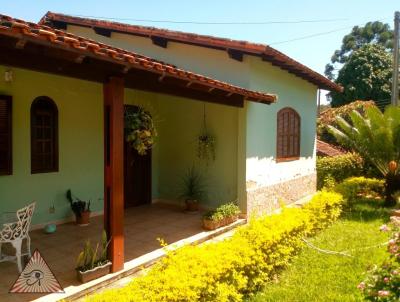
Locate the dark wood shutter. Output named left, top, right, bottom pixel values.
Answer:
left=277, top=107, right=300, bottom=161
left=0, top=95, right=12, bottom=175
left=31, top=97, right=58, bottom=173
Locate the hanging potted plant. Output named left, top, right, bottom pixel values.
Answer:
left=179, top=166, right=206, bottom=212
left=76, top=230, right=111, bottom=283
left=196, top=104, right=216, bottom=165
left=124, top=106, right=157, bottom=155
left=66, top=189, right=91, bottom=226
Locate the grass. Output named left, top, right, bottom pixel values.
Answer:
left=248, top=199, right=391, bottom=302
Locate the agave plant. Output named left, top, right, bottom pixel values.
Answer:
left=328, top=105, right=400, bottom=206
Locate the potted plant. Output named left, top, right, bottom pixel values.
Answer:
left=202, top=210, right=223, bottom=230
left=124, top=106, right=157, bottom=156
left=180, top=167, right=205, bottom=212
left=76, top=230, right=111, bottom=283
left=218, top=202, right=241, bottom=225
left=66, top=189, right=91, bottom=226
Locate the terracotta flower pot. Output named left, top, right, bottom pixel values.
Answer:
left=202, top=219, right=221, bottom=230
left=77, top=262, right=112, bottom=283
left=76, top=211, right=90, bottom=226
left=224, top=215, right=239, bottom=225
left=185, top=199, right=199, bottom=212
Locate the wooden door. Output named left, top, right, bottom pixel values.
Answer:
left=124, top=105, right=152, bottom=208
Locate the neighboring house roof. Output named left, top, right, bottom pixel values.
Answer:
left=39, top=12, right=343, bottom=93
left=0, top=14, right=277, bottom=105
left=316, top=139, right=345, bottom=157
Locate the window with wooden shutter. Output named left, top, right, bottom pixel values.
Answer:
left=31, top=97, right=59, bottom=174
left=0, top=95, right=12, bottom=175
left=276, top=107, right=300, bottom=162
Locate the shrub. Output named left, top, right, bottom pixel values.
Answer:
left=86, top=191, right=344, bottom=302
left=317, top=153, right=364, bottom=189
left=335, top=176, right=384, bottom=202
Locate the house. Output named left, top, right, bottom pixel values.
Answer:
left=0, top=12, right=341, bottom=276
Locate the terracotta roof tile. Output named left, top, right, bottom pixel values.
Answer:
left=40, top=12, right=343, bottom=93
left=0, top=14, right=277, bottom=104
left=317, top=139, right=346, bottom=157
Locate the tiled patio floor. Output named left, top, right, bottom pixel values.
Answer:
left=0, top=203, right=203, bottom=302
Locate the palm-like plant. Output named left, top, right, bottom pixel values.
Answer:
left=328, top=105, right=400, bottom=206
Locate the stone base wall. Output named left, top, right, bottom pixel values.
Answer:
left=246, top=173, right=316, bottom=215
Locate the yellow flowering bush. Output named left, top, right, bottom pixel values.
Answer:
left=86, top=191, right=343, bottom=302
left=334, top=176, right=384, bottom=202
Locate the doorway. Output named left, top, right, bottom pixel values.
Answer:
left=124, top=105, right=152, bottom=208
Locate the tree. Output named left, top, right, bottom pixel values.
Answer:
left=329, top=44, right=393, bottom=108
left=325, top=21, right=393, bottom=80
left=328, top=105, right=400, bottom=206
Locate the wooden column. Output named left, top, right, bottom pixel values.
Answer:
left=103, top=76, right=125, bottom=272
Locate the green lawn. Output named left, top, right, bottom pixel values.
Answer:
left=248, top=199, right=391, bottom=302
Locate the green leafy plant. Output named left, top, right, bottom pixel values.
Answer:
left=196, top=104, right=216, bottom=165
left=216, top=202, right=241, bottom=218
left=196, top=131, right=216, bottom=164
left=203, top=202, right=241, bottom=222
left=317, top=152, right=364, bottom=189
left=328, top=105, right=400, bottom=206
left=202, top=210, right=224, bottom=222
left=179, top=167, right=205, bottom=201
left=318, top=100, right=376, bottom=146
left=125, top=107, right=157, bottom=155
left=66, top=189, right=91, bottom=217
left=76, top=230, right=110, bottom=272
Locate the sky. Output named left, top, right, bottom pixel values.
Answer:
left=1, top=0, right=399, bottom=103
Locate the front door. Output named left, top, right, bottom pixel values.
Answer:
left=124, top=105, right=152, bottom=208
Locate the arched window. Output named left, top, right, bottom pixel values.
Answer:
left=276, top=107, right=300, bottom=161
left=31, top=97, right=58, bottom=173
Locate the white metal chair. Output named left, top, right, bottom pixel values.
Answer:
left=0, top=202, right=35, bottom=272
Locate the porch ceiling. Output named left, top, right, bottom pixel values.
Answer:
left=0, top=14, right=278, bottom=107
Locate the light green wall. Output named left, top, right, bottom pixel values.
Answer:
left=245, top=56, right=318, bottom=188
left=0, top=66, right=104, bottom=225
left=124, top=89, right=239, bottom=207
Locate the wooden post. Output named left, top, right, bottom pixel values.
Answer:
left=103, top=76, right=125, bottom=272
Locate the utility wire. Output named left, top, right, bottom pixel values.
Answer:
left=73, top=14, right=348, bottom=25
left=269, top=18, right=390, bottom=45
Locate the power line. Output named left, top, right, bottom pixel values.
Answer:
left=73, top=14, right=349, bottom=25
left=269, top=18, right=390, bottom=45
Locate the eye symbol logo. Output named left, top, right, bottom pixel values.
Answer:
left=9, top=250, right=64, bottom=293
left=23, top=269, right=45, bottom=286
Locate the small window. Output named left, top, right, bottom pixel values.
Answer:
left=0, top=95, right=12, bottom=175
left=31, top=97, right=58, bottom=174
left=276, top=107, right=300, bottom=161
